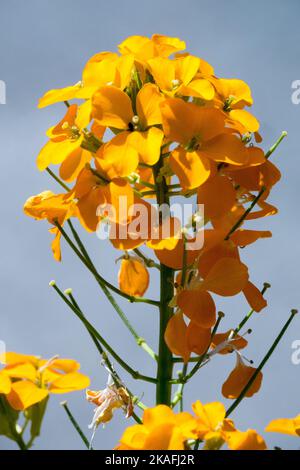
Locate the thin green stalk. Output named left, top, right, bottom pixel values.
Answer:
left=233, top=282, right=271, bottom=337
left=50, top=282, right=157, bottom=384
left=224, top=187, right=266, bottom=240
left=61, top=401, right=91, bottom=450
left=226, top=309, right=298, bottom=417
left=265, top=131, right=287, bottom=159
left=224, top=132, right=287, bottom=241
left=133, top=248, right=160, bottom=270
left=46, top=167, right=71, bottom=192
left=67, top=220, right=157, bottom=361
left=179, top=312, right=224, bottom=384
left=67, top=291, right=145, bottom=420
left=56, top=220, right=159, bottom=307
left=171, top=363, right=188, bottom=409
left=154, top=158, right=174, bottom=406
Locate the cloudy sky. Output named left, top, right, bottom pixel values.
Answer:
left=1, top=0, right=300, bottom=450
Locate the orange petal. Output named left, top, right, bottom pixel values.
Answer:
left=129, top=128, right=163, bottom=166
left=161, top=99, right=225, bottom=145
left=222, top=357, right=262, bottom=399
left=186, top=322, right=211, bottom=355
left=201, top=134, right=248, bottom=166
left=177, top=290, right=216, bottom=329
left=170, top=147, right=211, bottom=190
left=59, top=148, right=91, bottom=182
left=49, top=372, right=90, bottom=394
left=227, top=429, right=267, bottom=450
left=211, top=330, right=248, bottom=355
left=0, top=372, right=11, bottom=394
left=197, top=175, right=236, bottom=219
left=230, top=229, right=272, bottom=246
left=3, top=363, right=37, bottom=382
left=91, top=86, right=133, bottom=129
left=229, top=109, right=260, bottom=133
left=7, top=381, right=49, bottom=410
left=118, top=257, right=149, bottom=297
left=96, top=132, right=139, bottom=179
left=136, top=83, right=164, bottom=127
left=265, top=416, right=300, bottom=437
left=202, top=258, right=249, bottom=296
left=164, top=312, right=190, bottom=363
left=198, top=241, right=239, bottom=278
left=155, top=237, right=200, bottom=270
left=242, top=281, right=267, bottom=312
left=180, top=78, right=215, bottom=100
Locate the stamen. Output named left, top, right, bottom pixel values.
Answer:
left=171, top=79, right=181, bottom=89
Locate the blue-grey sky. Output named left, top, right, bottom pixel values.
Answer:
left=1, top=0, right=300, bottom=450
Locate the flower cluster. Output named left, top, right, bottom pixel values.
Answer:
left=116, top=401, right=267, bottom=450
left=20, top=33, right=297, bottom=451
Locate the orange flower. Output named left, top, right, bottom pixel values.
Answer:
left=212, top=77, right=260, bottom=133
left=148, top=54, right=214, bottom=100
left=23, top=190, right=76, bottom=261
left=161, top=98, right=262, bottom=190
left=74, top=167, right=135, bottom=232
left=36, top=103, right=94, bottom=181
left=38, top=53, right=134, bottom=108
left=91, top=83, right=164, bottom=175
left=118, top=34, right=186, bottom=63
left=193, top=400, right=266, bottom=450
left=117, top=405, right=196, bottom=450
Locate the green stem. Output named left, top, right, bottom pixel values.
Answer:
left=61, top=401, right=91, bottom=450
left=50, top=282, right=157, bottom=384
left=154, top=158, right=174, bottom=406
left=133, top=248, right=160, bottom=270
left=171, top=363, right=188, bottom=409
left=224, top=187, right=266, bottom=240
left=181, top=312, right=224, bottom=384
left=226, top=309, right=298, bottom=417
left=46, top=167, right=71, bottom=192
left=67, top=292, right=145, bottom=421
left=265, top=131, right=287, bottom=159
left=66, top=220, right=157, bottom=361
left=56, top=220, right=159, bottom=307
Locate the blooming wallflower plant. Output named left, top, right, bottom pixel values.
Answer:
left=9, top=32, right=297, bottom=451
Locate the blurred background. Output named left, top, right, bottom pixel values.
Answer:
left=0, top=0, right=299, bottom=450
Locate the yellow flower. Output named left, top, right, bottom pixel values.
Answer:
left=265, top=414, right=300, bottom=437
left=193, top=400, right=266, bottom=450
left=117, top=405, right=196, bottom=450
left=0, top=352, right=90, bottom=411
left=118, top=34, right=185, bottom=63
left=38, top=53, right=134, bottom=108
left=91, top=83, right=164, bottom=175
left=23, top=190, right=76, bottom=261
left=148, top=55, right=215, bottom=100
left=212, top=77, right=260, bottom=133
left=36, top=103, right=94, bottom=180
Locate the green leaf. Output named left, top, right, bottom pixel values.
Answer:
left=0, top=395, right=20, bottom=441
left=27, top=395, right=49, bottom=440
